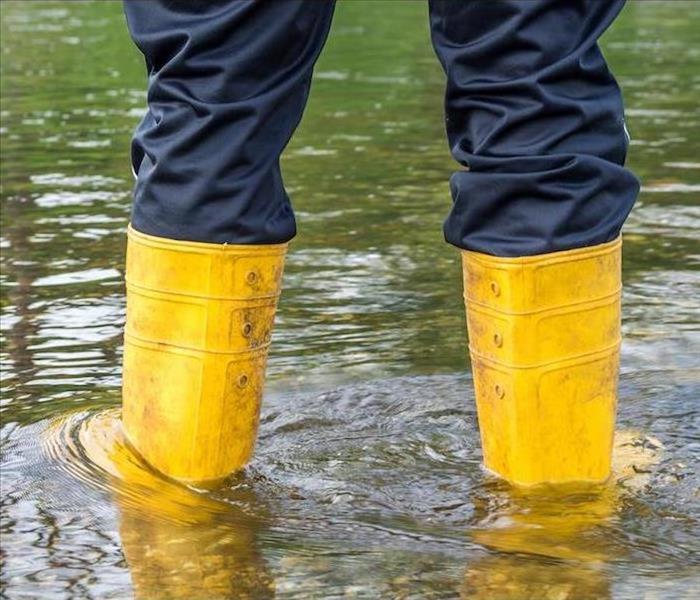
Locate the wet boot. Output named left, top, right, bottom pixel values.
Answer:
left=121, top=226, right=286, bottom=483
left=462, top=237, right=622, bottom=486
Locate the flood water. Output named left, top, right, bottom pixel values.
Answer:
left=1, top=1, right=699, bottom=598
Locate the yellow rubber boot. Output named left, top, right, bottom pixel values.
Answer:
left=462, top=237, right=622, bottom=486
left=122, top=226, right=286, bottom=483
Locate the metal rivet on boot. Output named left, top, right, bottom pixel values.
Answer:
left=238, top=374, right=249, bottom=388
left=494, top=384, right=505, bottom=399
left=490, top=281, right=500, bottom=297
left=246, top=271, right=258, bottom=285
left=493, top=333, right=503, bottom=347
left=242, top=322, right=253, bottom=337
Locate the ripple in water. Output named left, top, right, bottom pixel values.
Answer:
left=1, top=374, right=695, bottom=598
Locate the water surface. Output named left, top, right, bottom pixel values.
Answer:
left=1, top=1, right=699, bottom=598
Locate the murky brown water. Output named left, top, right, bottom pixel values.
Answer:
left=1, top=1, right=699, bottom=598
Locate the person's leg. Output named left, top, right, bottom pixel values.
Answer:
left=122, top=0, right=335, bottom=482
left=429, top=0, right=639, bottom=485
left=125, top=0, right=335, bottom=244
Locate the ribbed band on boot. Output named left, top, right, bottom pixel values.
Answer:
left=122, top=225, right=286, bottom=482
left=462, top=237, right=622, bottom=486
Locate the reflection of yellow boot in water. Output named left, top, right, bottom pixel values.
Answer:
left=119, top=508, right=273, bottom=600
left=462, top=238, right=622, bottom=486
left=461, top=431, right=663, bottom=600
left=121, top=226, right=286, bottom=483
left=462, top=554, right=611, bottom=600
left=78, top=410, right=275, bottom=600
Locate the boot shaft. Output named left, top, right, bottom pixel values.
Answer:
left=462, top=238, right=622, bottom=486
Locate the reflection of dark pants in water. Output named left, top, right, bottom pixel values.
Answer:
left=123, top=0, right=638, bottom=256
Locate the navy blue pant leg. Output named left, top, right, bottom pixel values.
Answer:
left=123, top=0, right=336, bottom=244
left=429, top=0, right=639, bottom=256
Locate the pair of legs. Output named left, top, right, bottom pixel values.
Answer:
left=122, top=0, right=639, bottom=485
left=124, top=0, right=637, bottom=253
